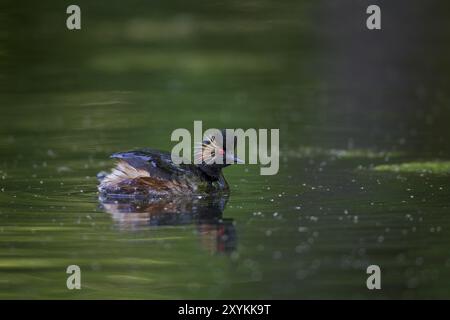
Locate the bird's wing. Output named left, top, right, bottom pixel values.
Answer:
left=110, top=149, right=190, bottom=179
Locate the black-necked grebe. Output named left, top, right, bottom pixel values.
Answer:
left=98, top=130, right=241, bottom=197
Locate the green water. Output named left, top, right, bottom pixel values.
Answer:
left=1, top=0, right=450, bottom=299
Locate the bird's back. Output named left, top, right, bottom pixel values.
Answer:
left=98, top=149, right=229, bottom=198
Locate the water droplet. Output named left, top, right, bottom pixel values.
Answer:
left=415, top=257, right=424, bottom=266
left=230, top=251, right=239, bottom=261
left=272, top=251, right=282, bottom=260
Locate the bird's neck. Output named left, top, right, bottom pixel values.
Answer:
left=198, top=164, right=224, bottom=180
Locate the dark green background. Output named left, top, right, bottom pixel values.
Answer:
left=1, top=0, right=450, bottom=298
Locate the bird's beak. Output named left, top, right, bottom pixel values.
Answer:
left=226, top=153, right=244, bottom=164
left=234, top=155, right=244, bottom=164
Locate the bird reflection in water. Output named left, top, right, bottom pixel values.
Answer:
left=99, top=194, right=237, bottom=254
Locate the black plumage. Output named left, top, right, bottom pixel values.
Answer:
left=98, top=130, right=240, bottom=198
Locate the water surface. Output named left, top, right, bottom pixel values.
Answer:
left=1, top=0, right=450, bottom=299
